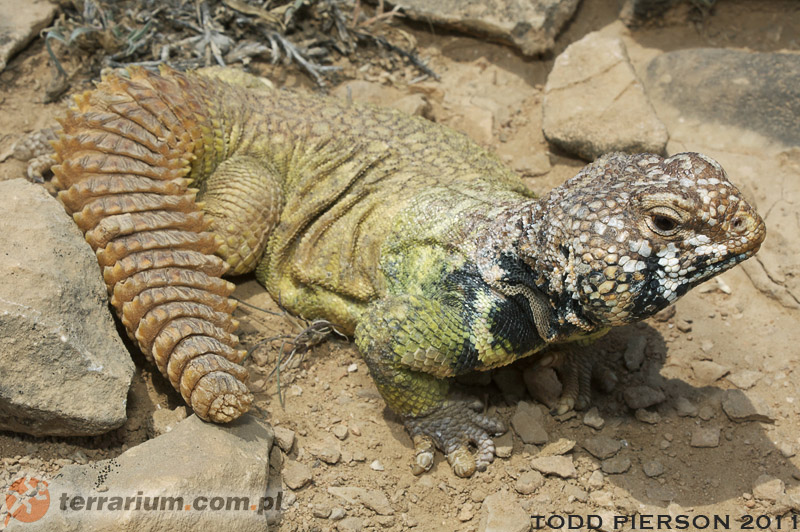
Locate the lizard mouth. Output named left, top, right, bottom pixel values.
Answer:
left=686, top=249, right=757, bottom=289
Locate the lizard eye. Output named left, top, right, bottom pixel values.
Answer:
left=646, top=209, right=682, bottom=236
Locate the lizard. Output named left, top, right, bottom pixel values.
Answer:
left=41, top=65, right=765, bottom=477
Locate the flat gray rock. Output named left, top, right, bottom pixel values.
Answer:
left=388, top=0, right=580, bottom=56
left=721, top=390, right=775, bottom=423
left=479, top=490, right=531, bottom=532
left=0, top=0, right=58, bottom=72
left=644, top=48, right=800, bottom=146
left=0, top=179, right=134, bottom=436
left=622, top=385, right=666, bottom=410
left=10, top=415, right=275, bottom=532
left=543, top=32, right=668, bottom=160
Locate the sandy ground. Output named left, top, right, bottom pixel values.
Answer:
left=1, top=1, right=799, bottom=531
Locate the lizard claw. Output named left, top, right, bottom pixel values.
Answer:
left=404, top=397, right=506, bottom=477
left=539, top=350, right=616, bottom=415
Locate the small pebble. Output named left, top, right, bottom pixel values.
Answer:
left=643, top=460, right=664, bottom=477
left=583, top=436, right=621, bottom=460
left=698, top=405, right=715, bottom=421
left=494, top=432, right=514, bottom=458
left=752, top=475, right=785, bottom=502
left=330, top=507, right=347, bottom=521
left=514, top=470, right=544, bottom=495
left=587, top=470, right=605, bottom=490
left=530, top=456, right=577, bottom=478
left=583, top=407, right=605, bottom=430
left=623, top=335, right=647, bottom=370
left=313, top=504, right=332, bottom=518
left=635, top=408, right=661, bottom=424
left=601, top=456, right=631, bottom=474
left=273, top=426, right=296, bottom=453
left=347, top=363, right=358, bottom=373
left=457, top=502, right=475, bottom=522
left=283, top=460, right=313, bottom=490
left=370, top=460, right=385, bottom=471
left=332, top=425, right=349, bottom=441
left=674, top=396, right=698, bottom=417
left=623, top=386, right=665, bottom=410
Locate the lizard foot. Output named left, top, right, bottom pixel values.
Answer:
left=404, top=397, right=506, bottom=478
left=539, top=350, right=618, bottom=415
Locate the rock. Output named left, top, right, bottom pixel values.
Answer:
left=779, top=442, right=796, bottom=459
left=722, top=390, right=776, bottom=423
left=588, top=470, right=605, bottom=490
left=148, top=406, right=189, bottom=437
left=513, top=152, right=551, bottom=177
left=273, top=426, right=296, bottom=453
left=753, top=475, right=785, bottom=502
left=283, top=460, right=313, bottom=490
left=309, top=444, right=341, bottom=465
left=0, top=0, right=58, bottom=73
left=643, top=460, right=664, bottom=478
left=583, top=407, right=605, bottom=430
left=330, top=507, right=347, bottom=521
left=327, top=487, right=393, bottom=516
left=313, top=504, right=332, bottom=518
left=583, top=436, right=622, bottom=460
left=333, top=425, right=349, bottom=441
left=726, top=370, right=762, bottom=390
left=494, top=432, right=514, bottom=459
left=0, top=179, right=134, bottom=436
left=690, top=426, right=721, bottom=448
left=478, top=490, right=531, bottom=532
left=692, top=361, right=729, bottom=385
left=635, top=408, right=661, bottom=424
left=457, top=502, right=476, bottom=522
left=393, top=94, right=431, bottom=117
left=20, top=415, right=274, bottom=531
left=698, top=405, right=715, bottom=421
left=530, top=456, right=577, bottom=479
left=675, top=319, right=692, bottom=333
left=514, top=471, right=544, bottom=495
left=644, top=49, right=800, bottom=146
left=623, top=336, right=647, bottom=371
left=538, top=438, right=576, bottom=457
left=522, top=366, right=562, bottom=409
left=511, top=402, right=549, bottom=445
left=370, top=460, right=384, bottom=471
left=543, top=32, right=668, bottom=161
left=601, top=456, right=631, bottom=475
left=337, top=517, right=363, bottom=532
left=389, top=0, right=580, bottom=56
left=674, top=396, right=698, bottom=417
left=622, top=386, right=666, bottom=410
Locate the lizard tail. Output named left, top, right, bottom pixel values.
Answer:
left=51, top=67, right=253, bottom=423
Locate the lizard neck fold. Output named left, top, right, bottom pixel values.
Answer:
left=477, top=199, right=598, bottom=344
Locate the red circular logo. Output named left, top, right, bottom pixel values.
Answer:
left=4, top=477, right=50, bottom=525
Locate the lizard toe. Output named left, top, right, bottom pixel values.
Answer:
left=411, top=434, right=436, bottom=475
left=405, top=398, right=506, bottom=477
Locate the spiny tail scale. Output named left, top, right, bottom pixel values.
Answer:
left=51, top=68, right=253, bottom=423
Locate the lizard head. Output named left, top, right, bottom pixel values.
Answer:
left=524, top=152, right=766, bottom=329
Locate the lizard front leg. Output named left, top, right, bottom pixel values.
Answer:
left=355, top=295, right=506, bottom=478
